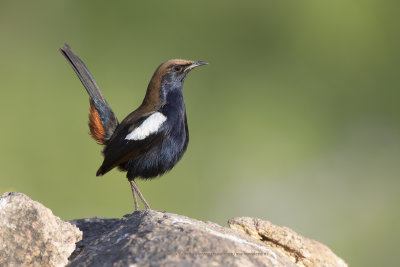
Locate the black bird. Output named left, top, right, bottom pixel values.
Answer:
left=60, top=44, right=207, bottom=210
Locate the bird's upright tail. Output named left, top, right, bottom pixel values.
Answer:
left=60, top=43, right=119, bottom=145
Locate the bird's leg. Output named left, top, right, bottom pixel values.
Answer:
left=129, top=179, right=140, bottom=210
left=131, top=187, right=139, bottom=211
left=129, top=179, right=151, bottom=210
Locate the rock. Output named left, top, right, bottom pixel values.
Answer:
left=0, top=192, right=347, bottom=267
left=68, top=210, right=347, bottom=267
left=229, top=217, right=348, bottom=267
left=0, top=192, right=82, bottom=267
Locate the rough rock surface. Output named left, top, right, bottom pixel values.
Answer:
left=229, top=217, right=348, bottom=267
left=0, top=192, right=82, bottom=267
left=0, top=192, right=347, bottom=267
left=69, top=210, right=347, bottom=267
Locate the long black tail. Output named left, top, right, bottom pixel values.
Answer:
left=60, top=43, right=118, bottom=145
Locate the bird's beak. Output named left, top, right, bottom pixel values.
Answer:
left=184, top=61, right=208, bottom=72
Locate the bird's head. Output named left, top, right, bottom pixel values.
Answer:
left=144, top=59, right=207, bottom=106
left=157, top=59, right=207, bottom=86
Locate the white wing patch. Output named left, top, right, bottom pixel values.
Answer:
left=125, top=112, right=167, bottom=141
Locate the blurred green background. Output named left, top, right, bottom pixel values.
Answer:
left=1, top=1, right=399, bottom=266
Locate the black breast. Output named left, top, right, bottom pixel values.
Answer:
left=126, top=90, right=189, bottom=179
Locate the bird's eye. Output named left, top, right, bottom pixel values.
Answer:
left=173, top=66, right=183, bottom=72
